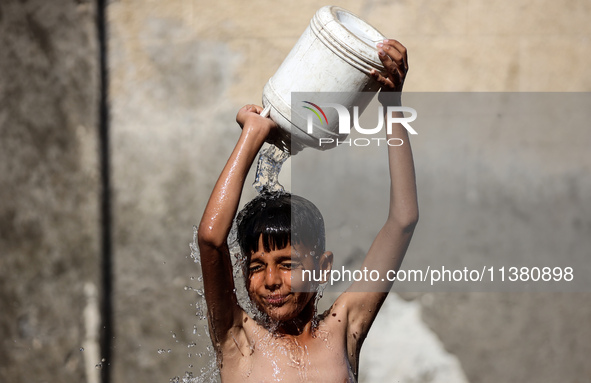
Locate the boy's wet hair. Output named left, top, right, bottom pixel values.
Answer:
left=236, top=191, right=325, bottom=258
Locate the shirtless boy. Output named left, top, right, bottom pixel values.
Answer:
left=198, top=39, right=418, bottom=382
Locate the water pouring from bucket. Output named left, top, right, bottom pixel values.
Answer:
left=252, top=6, right=387, bottom=194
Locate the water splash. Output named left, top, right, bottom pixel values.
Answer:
left=189, top=227, right=201, bottom=265
left=311, top=281, right=328, bottom=331
left=171, top=226, right=218, bottom=382
left=252, top=144, right=290, bottom=193
left=177, top=225, right=259, bottom=383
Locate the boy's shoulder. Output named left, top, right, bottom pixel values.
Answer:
left=236, top=306, right=349, bottom=341
left=219, top=308, right=356, bottom=383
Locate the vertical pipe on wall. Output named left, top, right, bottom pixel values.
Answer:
left=96, top=0, right=113, bottom=382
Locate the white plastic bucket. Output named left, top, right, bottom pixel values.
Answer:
left=262, top=6, right=386, bottom=152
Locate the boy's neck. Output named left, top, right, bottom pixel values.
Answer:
left=261, top=294, right=318, bottom=337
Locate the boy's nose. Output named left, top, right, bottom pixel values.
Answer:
left=264, top=267, right=282, bottom=290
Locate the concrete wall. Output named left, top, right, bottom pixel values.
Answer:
left=0, top=0, right=100, bottom=382
left=2, top=0, right=590, bottom=382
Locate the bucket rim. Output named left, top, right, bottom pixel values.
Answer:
left=312, top=6, right=386, bottom=73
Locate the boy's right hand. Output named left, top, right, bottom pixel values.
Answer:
left=236, top=104, right=278, bottom=136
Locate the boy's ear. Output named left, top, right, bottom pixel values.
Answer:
left=319, top=251, right=333, bottom=275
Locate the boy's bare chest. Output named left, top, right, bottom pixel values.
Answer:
left=219, top=321, right=356, bottom=383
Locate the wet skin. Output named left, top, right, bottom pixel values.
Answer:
left=218, top=239, right=356, bottom=382
left=221, top=308, right=357, bottom=383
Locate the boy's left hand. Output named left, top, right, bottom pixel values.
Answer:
left=370, top=39, right=408, bottom=93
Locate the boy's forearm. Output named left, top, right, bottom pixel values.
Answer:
left=198, top=124, right=268, bottom=248
left=369, top=39, right=416, bottom=229
left=385, top=108, right=419, bottom=229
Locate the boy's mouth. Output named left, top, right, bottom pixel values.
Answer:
left=264, top=294, right=288, bottom=306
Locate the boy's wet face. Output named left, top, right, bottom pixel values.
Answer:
left=246, top=237, right=320, bottom=322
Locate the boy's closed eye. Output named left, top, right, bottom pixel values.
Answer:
left=281, top=261, right=302, bottom=270
left=248, top=260, right=303, bottom=274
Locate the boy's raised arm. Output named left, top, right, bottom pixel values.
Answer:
left=197, top=105, right=276, bottom=345
left=337, top=39, right=419, bottom=339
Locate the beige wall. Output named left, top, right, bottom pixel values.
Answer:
left=107, top=1, right=591, bottom=382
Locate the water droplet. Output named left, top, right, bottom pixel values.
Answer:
left=79, top=347, right=84, bottom=351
